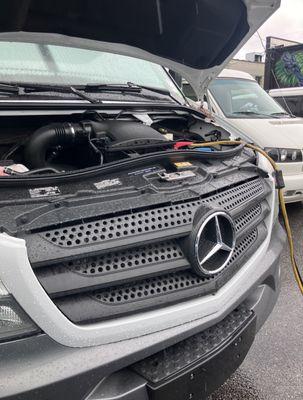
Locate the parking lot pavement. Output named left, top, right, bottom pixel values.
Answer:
left=209, top=202, right=303, bottom=400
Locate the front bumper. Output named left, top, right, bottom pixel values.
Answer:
left=279, top=163, right=303, bottom=203
left=283, top=173, right=303, bottom=203
left=0, top=221, right=285, bottom=400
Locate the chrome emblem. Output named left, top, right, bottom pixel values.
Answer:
left=194, top=211, right=236, bottom=276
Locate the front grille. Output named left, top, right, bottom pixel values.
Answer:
left=29, top=176, right=271, bottom=324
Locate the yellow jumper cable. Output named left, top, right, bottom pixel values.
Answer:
left=189, top=140, right=303, bottom=295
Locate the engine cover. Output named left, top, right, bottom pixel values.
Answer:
left=93, top=120, right=168, bottom=149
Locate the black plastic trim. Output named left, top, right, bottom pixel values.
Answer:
left=53, top=225, right=266, bottom=323
left=39, top=258, right=190, bottom=298
left=134, top=308, right=256, bottom=400
left=0, top=146, right=245, bottom=186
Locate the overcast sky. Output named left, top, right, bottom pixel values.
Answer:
left=236, top=0, right=303, bottom=59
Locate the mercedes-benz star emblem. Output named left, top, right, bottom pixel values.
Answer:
left=194, top=211, right=236, bottom=276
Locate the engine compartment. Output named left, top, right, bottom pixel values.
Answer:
left=0, top=111, right=229, bottom=177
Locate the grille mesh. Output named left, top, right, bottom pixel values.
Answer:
left=42, top=204, right=195, bottom=247
left=91, top=229, right=258, bottom=305
left=66, top=241, right=184, bottom=276
left=92, top=271, right=209, bottom=304
left=41, top=179, right=264, bottom=248
left=227, top=229, right=257, bottom=265
left=203, top=179, right=264, bottom=210
left=234, top=204, right=262, bottom=233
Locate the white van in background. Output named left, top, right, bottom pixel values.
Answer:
left=270, top=87, right=303, bottom=118
left=206, top=69, right=303, bottom=203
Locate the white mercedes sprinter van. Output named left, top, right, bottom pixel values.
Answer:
left=208, top=69, right=303, bottom=203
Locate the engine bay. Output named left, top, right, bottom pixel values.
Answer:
left=0, top=111, right=229, bottom=177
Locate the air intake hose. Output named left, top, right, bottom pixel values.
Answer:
left=24, top=123, right=89, bottom=168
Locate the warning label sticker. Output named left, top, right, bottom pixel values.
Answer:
left=128, top=166, right=162, bottom=176
left=94, top=178, right=122, bottom=190
left=29, top=186, right=61, bottom=198
left=173, top=162, right=193, bottom=169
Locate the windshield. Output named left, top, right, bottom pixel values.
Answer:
left=0, top=41, right=183, bottom=101
left=209, top=78, right=288, bottom=118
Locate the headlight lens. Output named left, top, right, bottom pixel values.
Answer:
left=265, top=148, right=303, bottom=163
left=0, top=280, right=39, bottom=342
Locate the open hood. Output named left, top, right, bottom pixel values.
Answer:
left=0, top=0, right=280, bottom=98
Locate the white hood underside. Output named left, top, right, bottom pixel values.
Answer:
left=0, top=0, right=280, bottom=98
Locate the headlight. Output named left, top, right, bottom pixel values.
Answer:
left=0, top=279, right=39, bottom=342
left=265, top=148, right=303, bottom=163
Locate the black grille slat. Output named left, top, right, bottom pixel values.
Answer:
left=37, top=241, right=189, bottom=296
left=39, top=178, right=266, bottom=249
left=69, top=240, right=184, bottom=276
left=234, top=204, right=262, bottom=233
left=92, top=272, right=210, bottom=304
left=91, top=229, right=258, bottom=305
left=42, top=204, right=194, bottom=248
left=203, top=178, right=264, bottom=211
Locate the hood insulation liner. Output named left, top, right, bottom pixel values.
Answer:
left=1, top=0, right=249, bottom=69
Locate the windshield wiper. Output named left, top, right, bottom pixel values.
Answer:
left=21, top=83, right=98, bottom=103
left=0, top=82, right=20, bottom=95
left=128, top=82, right=183, bottom=104
left=83, top=82, right=169, bottom=95
left=0, top=81, right=99, bottom=103
left=232, top=111, right=279, bottom=118
left=0, top=81, right=98, bottom=103
left=83, top=83, right=142, bottom=93
left=128, top=82, right=173, bottom=97
left=83, top=81, right=181, bottom=104
left=0, top=81, right=181, bottom=104
left=270, top=111, right=293, bottom=118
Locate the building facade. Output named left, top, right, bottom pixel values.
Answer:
left=226, top=53, right=265, bottom=87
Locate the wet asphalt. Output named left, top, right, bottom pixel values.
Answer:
left=209, top=202, right=303, bottom=400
